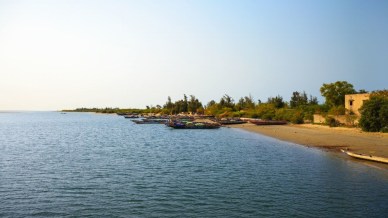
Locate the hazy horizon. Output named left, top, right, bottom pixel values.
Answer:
left=1, top=0, right=387, bottom=110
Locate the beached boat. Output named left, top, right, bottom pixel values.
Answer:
left=218, top=118, right=247, bottom=125
left=124, top=115, right=139, bottom=119
left=166, top=119, right=220, bottom=129
left=249, top=120, right=287, bottom=125
left=341, top=149, right=388, bottom=164
left=168, top=122, right=221, bottom=129
left=132, top=118, right=168, bottom=124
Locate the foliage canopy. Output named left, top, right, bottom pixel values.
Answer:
left=359, top=95, right=388, bottom=132
left=320, top=81, right=356, bottom=107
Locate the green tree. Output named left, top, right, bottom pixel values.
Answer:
left=205, top=103, right=219, bottom=116
left=290, top=91, right=308, bottom=108
left=236, top=97, right=245, bottom=111
left=188, top=95, right=203, bottom=114
left=206, top=100, right=216, bottom=108
left=371, top=89, right=388, bottom=97
left=236, top=95, right=255, bottom=110
left=267, top=95, right=285, bottom=108
left=256, top=103, right=276, bottom=120
left=182, top=94, right=188, bottom=112
left=163, top=96, right=174, bottom=114
left=219, top=94, right=235, bottom=109
left=328, top=105, right=345, bottom=115
left=244, top=95, right=255, bottom=109
left=320, top=81, right=356, bottom=107
left=308, top=95, right=318, bottom=105
left=359, top=95, right=388, bottom=132
left=172, top=100, right=182, bottom=114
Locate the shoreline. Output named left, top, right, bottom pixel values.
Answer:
left=232, top=123, right=388, bottom=168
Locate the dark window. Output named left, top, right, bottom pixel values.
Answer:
left=349, top=100, right=353, bottom=106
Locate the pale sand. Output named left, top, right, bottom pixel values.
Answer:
left=233, top=123, right=388, bottom=161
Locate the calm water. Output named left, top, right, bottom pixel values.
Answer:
left=1, top=112, right=387, bottom=217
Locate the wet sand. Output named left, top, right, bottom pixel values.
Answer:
left=233, top=123, right=388, bottom=166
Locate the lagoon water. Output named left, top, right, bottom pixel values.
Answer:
left=1, top=112, right=388, bottom=217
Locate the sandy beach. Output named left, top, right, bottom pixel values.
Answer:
left=234, top=123, right=388, bottom=166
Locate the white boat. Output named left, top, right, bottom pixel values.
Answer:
left=341, top=149, right=388, bottom=164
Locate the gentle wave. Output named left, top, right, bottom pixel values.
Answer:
left=1, top=112, right=388, bottom=217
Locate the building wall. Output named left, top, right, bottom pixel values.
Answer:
left=313, top=114, right=326, bottom=124
left=313, top=93, right=370, bottom=126
left=345, top=93, right=370, bottom=116
left=313, top=114, right=358, bottom=126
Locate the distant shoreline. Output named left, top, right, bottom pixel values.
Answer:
left=233, top=123, right=388, bottom=168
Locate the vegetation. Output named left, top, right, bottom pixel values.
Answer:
left=326, top=117, right=341, bottom=127
left=290, top=91, right=318, bottom=108
left=63, top=81, right=387, bottom=132
left=161, top=94, right=203, bottom=115
left=320, top=81, right=356, bottom=107
left=63, top=91, right=319, bottom=124
left=359, top=90, right=388, bottom=132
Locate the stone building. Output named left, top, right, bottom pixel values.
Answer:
left=345, top=93, right=370, bottom=116
left=314, top=93, right=371, bottom=125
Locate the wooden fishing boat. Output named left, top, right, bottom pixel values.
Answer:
left=132, top=118, right=168, bottom=124
left=218, top=119, right=247, bottom=125
left=169, top=122, right=221, bottom=129
left=124, top=115, right=139, bottom=119
left=117, top=113, right=139, bottom=117
left=249, top=120, right=287, bottom=125
left=341, top=149, right=388, bottom=164
left=166, top=119, right=220, bottom=129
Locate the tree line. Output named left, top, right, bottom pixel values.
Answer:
left=65, top=81, right=387, bottom=132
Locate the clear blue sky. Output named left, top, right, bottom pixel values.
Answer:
left=1, top=0, right=387, bottom=110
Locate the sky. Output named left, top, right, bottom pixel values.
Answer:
left=0, top=0, right=387, bottom=110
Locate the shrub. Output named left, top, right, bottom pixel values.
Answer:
left=290, top=110, right=304, bottom=124
left=359, top=95, right=388, bottom=132
left=274, top=108, right=290, bottom=121
left=256, top=103, right=276, bottom=120
left=328, top=105, right=345, bottom=116
left=326, top=117, right=340, bottom=127
left=250, top=113, right=259, bottom=119
left=232, top=111, right=245, bottom=117
left=381, top=127, right=388, bottom=133
left=345, top=114, right=357, bottom=127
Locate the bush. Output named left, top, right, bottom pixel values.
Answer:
left=250, top=113, right=259, bottom=119
left=262, top=113, right=274, bottom=120
left=381, top=127, right=388, bottom=133
left=303, top=111, right=314, bottom=122
left=274, top=108, right=290, bottom=121
left=328, top=105, right=345, bottom=116
left=290, top=110, right=304, bottom=124
left=359, top=95, right=388, bottom=132
left=219, top=110, right=232, bottom=118
left=232, top=111, right=245, bottom=117
left=326, top=117, right=340, bottom=127
left=345, top=114, right=357, bottom=127
left=256, top=103, right=276, bottom=120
